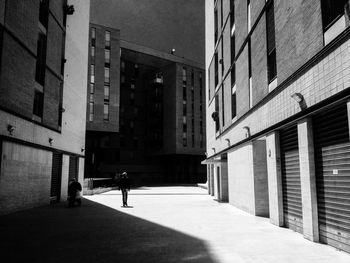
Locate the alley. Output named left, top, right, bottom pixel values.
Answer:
left=1, top=186, right=350, bottom=263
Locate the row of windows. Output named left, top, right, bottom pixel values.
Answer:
left=89, top=27, right=111, bottom=122
left=212, top=0, right=347, bottom=134
left=33, top=0, right=65, bottom=128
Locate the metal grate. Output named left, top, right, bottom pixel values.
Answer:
left=313, top=104, right=350, bottom=253
left=50, top=153, right=62, bottom=202
left=280, top=125, right=303, bottom=233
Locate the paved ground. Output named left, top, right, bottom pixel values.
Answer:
left=1, top=186, right=349, bottom=263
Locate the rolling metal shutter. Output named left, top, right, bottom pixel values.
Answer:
left=313, top=104, right=350, bottom=253
left=280, top=125, right=303, bottom=233
left=50, top=153, right=62, bottom=202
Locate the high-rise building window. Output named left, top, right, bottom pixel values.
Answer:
left=33, top=90, right=44, bottom=118
left=230, top=0, right=235, bottom=30
left=105, top=49, right=110, bottom=64
left=103, top=103, right=109, bottom=121
left=35, top=32, right=47, bottom=86
left=248, top=40, right=252, bottom=108
left=247, top=0, right=251, bottom=31
left=121, top=60, right=125, bottom=72
left=90, top=83, right=94, bottom=93
left=105, top=31, right=111, bottom=49
left=90, top=64, right=95, bottom=83
left=183, top=132, right=187, bottom=147
left=91, top=46, right=95, bottom=59
left=214, top=8, right=218, bottom=43
left=104, top=67, right=110, bottom=83
left=89, top=102, right=94, bottom=121
left=214, top=52, right=218, bottom=87
left=321, top=0, right=347, bottom=30
left=231, top=85, right=237, bottom=119
left=39, top=0, right=49, bottom=29
left=91, top=27, right=96, bottom=46
left=134, top=64, right=139, bottom=77
left=104, top=85, right=109, bottom=101
left=215, top=94, right=219, bottom=132
left=221, top=85, right=225, bottom=127
left=231, top=34, right=235, bottom=66
left=266, top=1, right=277, bottom=83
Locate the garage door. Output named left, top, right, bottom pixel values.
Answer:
left=280, top=125, right=303, bottom=233
left=313, top=104, right=350, bottom=253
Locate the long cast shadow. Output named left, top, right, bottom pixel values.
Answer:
left=0, top=199, right=217, bottom=263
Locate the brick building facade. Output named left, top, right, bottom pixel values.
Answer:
left=0, top=0, right=90, bottom=215
left=85, top=24, right=206, bottom=184
left=205, top=0, right=350, bottom=253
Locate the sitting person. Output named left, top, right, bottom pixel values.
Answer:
left=68, top=178, right=82, bottom=207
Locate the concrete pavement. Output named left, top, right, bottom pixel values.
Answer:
left=0, top=186, right=349, bottom=262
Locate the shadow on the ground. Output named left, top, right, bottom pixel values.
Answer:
left=0, top=199, right=217, bottom=263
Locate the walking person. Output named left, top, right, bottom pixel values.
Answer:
left=119, top=172, right=130, bottom=207
left=68, top=178, right=82, bottom=207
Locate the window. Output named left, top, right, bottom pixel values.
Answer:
left=247, top=0, right=251, bottom=31
left=231, top=34, right=235, bottom=66
left=215, top=94, right=219, bottom=132
left=321, top=0, right=347, bottom=30
left=91, top=28, right=96, bottom=45
left=231, top=85, right=237, bottom=119
left=214, top=52, right=218, bottom=87
left=89, top=102, right=94, bottom=121
left=221, top=86, right=225, bottom=127
left=39, top=0, right=49, bottom=29
left=183, top=132, right=187, bottom=147
left=104, top=67, right=110, bottom=83
left=105, top=31, right=111, bottom=48
left=230, top=0, right=235, bottom=29
left=103, top=103, right=109, bottom=121
left=91, top=46, right=95, bottom=59
left=90, top=65, right=95, bottom=83
left=214, top=8, right=218, bottom=43
left=105, top=49, right=110, bottom=64
left=134, top=64, right=139, bottom=77
left=221, top=40, right=224, bottom=76
left=104, top=85, right=109, bottom=101
left=248, top=40, right=252, bottom=108
left=90, top=83, right=94, bottom=93
left=33, top=90, right=44, bottom=118
left=266, top=1, right=277, bottom=83
left=121, top=61, right=125, bottom=72
left=182, top=67, right=187, bottom=82
left=35, top=32, right=47, bottom=86
left=89, top=94, right=94, bottom=103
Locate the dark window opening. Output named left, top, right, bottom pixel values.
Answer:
left=230, top=0, right=235, bottom=27
left=231, top=34, right=235, bottom=66
left=33, top=90, right=44, bottom=118
left=221, top=86, right=225, bottom=127
left=215, top=94, right=219, bottom=132
left=266, top=1, right=277, bottom=82
left=321, top=0, right=347, bottom=30
left=35, top=32, right=47, bottom=86
left=214, top=8, right=218, bottom=43
left=214, top=52, right=218, bottom=87
left=39, top=0, right=49, bottom=29
left=231, top=92, right=236, bottom=119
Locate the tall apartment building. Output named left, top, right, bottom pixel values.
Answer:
left=0, top=0, right=90, bottom=215
left=85, top=24, right=206, bottom=184
left=205, top=0, right=350, bottom=253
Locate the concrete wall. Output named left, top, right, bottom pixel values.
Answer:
left=228, top=143, right=255, bottom=214
left=228, top=141, right=269, bottom=216
left=0, top=142, right=52, bottom=215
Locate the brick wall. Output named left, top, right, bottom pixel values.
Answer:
left=251, top=15, right=268, bottom=106
left=275, top=0, right=323, bottom=84
left=0, top=141, right=52, bottom=215
left=236, top=45, right=249, bottom=117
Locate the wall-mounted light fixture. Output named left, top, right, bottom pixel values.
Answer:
left=48, top=138, right=54, bottom=146
left=212, top=147, right=216, bottom=153
left=81, top=148, right=85, bottom=153
left=225, top=138, right=230, bottom=146
left=170, top=48, right=175, bottom=55
left=219, top=58, right=223, bottom=64
left=211, top=111, right=219, bottom=122
left=7, top=124, right=15, bottom=135
left=291, top=93, right=304, bottom=103
left=60, top=107, right=66, bottom=113
left=65, top=5, right=75, bottom=15
left=243, top=126, right=250, bottom=138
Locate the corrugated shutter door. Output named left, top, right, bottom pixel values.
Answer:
left=280, top=125, right=303, bottom=233
left=313, top=104, right=350, bottom=253
left=50, top=153, right=62, bottom=202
